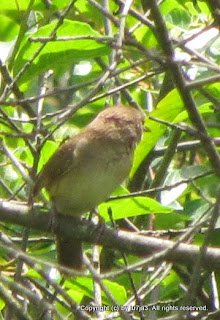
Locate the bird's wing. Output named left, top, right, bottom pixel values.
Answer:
left=33, top=136, right=79, bottom=196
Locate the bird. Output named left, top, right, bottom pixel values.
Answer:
left=33, top=105, right=145, bottom=269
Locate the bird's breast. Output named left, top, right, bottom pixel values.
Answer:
left=49, top=145, right=133, bottom=216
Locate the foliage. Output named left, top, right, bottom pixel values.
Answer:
left=0, top=0, right=220, bottom=319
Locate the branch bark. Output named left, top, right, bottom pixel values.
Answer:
left=148, top=0, right=220, bottom=177
left=0, top=199, right=220, bottom=271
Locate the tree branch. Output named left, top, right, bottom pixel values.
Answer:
left=148, top=0, right=220, bottom=177
left=0, top=200, right=220, bottom=272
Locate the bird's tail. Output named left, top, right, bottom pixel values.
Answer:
left=56, top=217, right=83, bottom=269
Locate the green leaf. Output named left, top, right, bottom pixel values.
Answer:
left=154, top=211, right=189, bottom=229
left=197, top=1, right=210, bottom=15
left=161, top=165, right=210, bottom=205
left=185, top=2, right=199, bottom=16
left=66, top=278, right=94, bottom=302
left=0, top=0, right=69, bottom=11
left=206, top=83, right=220, bottom=99
left=184, top=199, right=210, bottom=220
left=160, top=0, right=183, bottom=15
left=131, top=89, right=184, bottom=177
left=0, top=15, right=19, bottom=41
left=173, top=102, right=213, bottom=123
left=14, top=20, right=110, bottom=83
left=66, top=278, right=126, bottom=305
left=99, top=195, right=172, bottom=222
left=160, top=0, right=191, bottom=27
left=102, top=279, right=127, bottom=305
left=0, top=297, right=5, bottom=311
left=160, top=269, right=182, bottom=300
left=0, top=0, right=32, bottom=10
left=37, top=140, right=57, bottom=172
left=133, top=26, right=157, bottom=49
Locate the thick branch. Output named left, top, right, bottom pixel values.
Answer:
left=148, top=0, right=220, bottom=177
left=0, top=200, right=220, bottom=271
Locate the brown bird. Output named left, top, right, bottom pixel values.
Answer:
left=34, top=105, right=145, bottom=269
